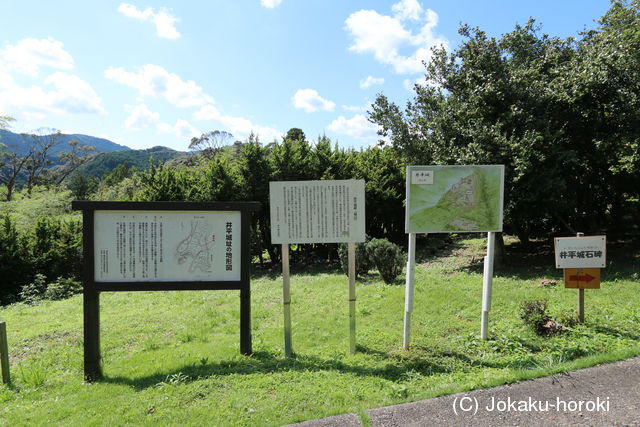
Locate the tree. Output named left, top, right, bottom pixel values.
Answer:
left=53, top=139, right=96, bottom=184
left=0, top=115, right=14, bottom=130
left=189, top=130, right=234, bottom=159
left=22, top=128, right=62, bottom=194
left=369, top=3, right=640, bottom=243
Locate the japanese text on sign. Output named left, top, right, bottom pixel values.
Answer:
left=94, top=211, right=241, bottom=282
left=554, top=236, right=606, bottom=268
left=269, top=180, right=366, bottom=244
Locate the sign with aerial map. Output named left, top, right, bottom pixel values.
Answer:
left=269, top=180, right=366, bottom=244
left=405, top=165, right=505, bottom=233
left=94, top=211, right=241, bottom=282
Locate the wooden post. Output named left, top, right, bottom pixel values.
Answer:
left=0, top=321, right=9, bottom=384
left=282, top=244, right=292, bottom=357
left=240, top=210, right=252, bottom=355
left=403, top=233, right=417, bottom=349
left=480, top=231, right=496, bottom=339
left=83, top=290, right=102, bottom=381
left=348, top=242, right=356, bottom=354
left=576, top=232, right=585, bottom=323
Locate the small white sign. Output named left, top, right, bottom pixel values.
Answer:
left=554, top=236, right=606, bottom=268
left=411, top=170, right=433, bottom=185
left=269, top=180, right=366, bottom=244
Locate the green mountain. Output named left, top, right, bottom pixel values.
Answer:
left=79, top=146, right=186, bottom=178
left=0, top=129, right=130, bottom=157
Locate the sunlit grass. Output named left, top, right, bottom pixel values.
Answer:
left=0, top=237, right=639, bottom=425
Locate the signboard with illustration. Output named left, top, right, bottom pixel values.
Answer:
left=94, top=211, right=241, bottom=282
left=406, top=165, right=505, bottom=233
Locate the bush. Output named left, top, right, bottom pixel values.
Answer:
left=520, top=299, right=565, bottom=336
left=44, top=277, right=82, bottom=301
left=366, top=238, right=405, bottom=284
left=19, top=274, right=48, bottom=305
left=338, top=240, right=371, bottom=278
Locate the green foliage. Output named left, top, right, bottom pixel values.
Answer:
left=19, top=273, right=48, bottom=305
left=520, top=299, right=566, bottom=336
left=366, top=238, right=405, bottom=284
left=520, top=299, right=549, bottom=334
left=66, top=172, right=98, bottom=200
left=0, top=213, right=82, bottom=303
left=0, top=215, right=31, bottom=303
left=44, top=277, right=82, bottom=301
left=338, top=240, right=371, bottom=278
left=369, top=1, right=640, bottom=241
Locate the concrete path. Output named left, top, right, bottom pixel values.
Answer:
left=289, top=356, right=640, bottom=426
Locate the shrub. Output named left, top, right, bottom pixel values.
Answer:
left=19, top=274, right=48, bottom=305
left=520, top=299, right=565, bottom=335
left=44, top=277, right=82, bottom=301
left=338, top=240, right=371, bottom=278
left=366, top=238, right=405, bottom=284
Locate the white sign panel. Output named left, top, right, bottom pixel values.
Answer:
left=269, top=180, right=366, bottom=244
left=94, top=210, right=241, bottom=282
left=554, top=236, right=606, bottom=268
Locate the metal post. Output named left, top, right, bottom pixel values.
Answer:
left=348, top=242, right=356, bottom=354
left=403, top=233, right=417, bottom=349
left=282, top=244, right=292, bottom=357
left=481, top=231, right=496, bottom=339
left=0, top=321, right=9, bottom=384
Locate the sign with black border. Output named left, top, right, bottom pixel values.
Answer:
left=72, top=201, right=260, bottom=380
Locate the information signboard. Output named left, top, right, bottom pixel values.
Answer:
left=406, top=165, right=504, bottom=233
left=269, top=180, right=366, bottom=244
left=72, top=201, right=260, bottom=381
left=94, top=211, right=241, bottom=282
left=554, top=236, right=606, bottom=268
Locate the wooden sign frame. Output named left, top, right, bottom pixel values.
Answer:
left=72, top=201, right=260, bottom=381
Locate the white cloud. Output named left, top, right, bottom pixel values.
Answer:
left=260, top=0, right=282, bottom=8
left=157, top=118, right=200, bottom=139
left=359, top=76, right=384, bottom=89
left=193, top=104, right=281, bottom=142
left=392, top=0, right=423, bottom=21
left=327, top=114, right=380, bottom=141
left=105, top=64, right=213, bottom=108
left=345, top=0, right=448, bottom=74
left=0, top=38, right=74, bottom=76
left=118, top=3, right=180, bottom=39
left=0, top=71, right=104, bottom=118
left=292, top=89, right=335, bottom=113
left=124, top=103, right=160, bottom=130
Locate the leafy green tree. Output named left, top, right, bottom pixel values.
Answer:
left=0, top=215, right=30, bottom=303
left=67, top=172, right=98, bottom=200
left=370, top=2, right=640, bottom=242
left=237, top=133, right=273, bottom=263
left=189, top=130, right=234, bottom=159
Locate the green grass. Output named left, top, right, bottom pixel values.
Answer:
left=1, top=236, right=639, bottom=426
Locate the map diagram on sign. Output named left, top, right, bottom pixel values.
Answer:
left=406, top=165, right=504, bottom=233
left=176, top=220, right=213, bottom=273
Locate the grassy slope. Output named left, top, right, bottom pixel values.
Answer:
left=0, top=236, right=639, bottom=426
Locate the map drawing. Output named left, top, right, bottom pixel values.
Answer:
left=406, top=165, right=504, bottom=233
left=176, top=220, right=213, bottom=273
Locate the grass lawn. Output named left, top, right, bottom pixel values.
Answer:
left=1, top=235, right=639, bottom=426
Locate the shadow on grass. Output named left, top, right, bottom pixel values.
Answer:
left=100, top=346, right=462, bottom=391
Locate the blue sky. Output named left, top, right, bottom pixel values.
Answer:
left=0, top=0, right=611, bottom=151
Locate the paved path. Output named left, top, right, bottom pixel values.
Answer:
left=289, top=356, right=640, bottom=426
